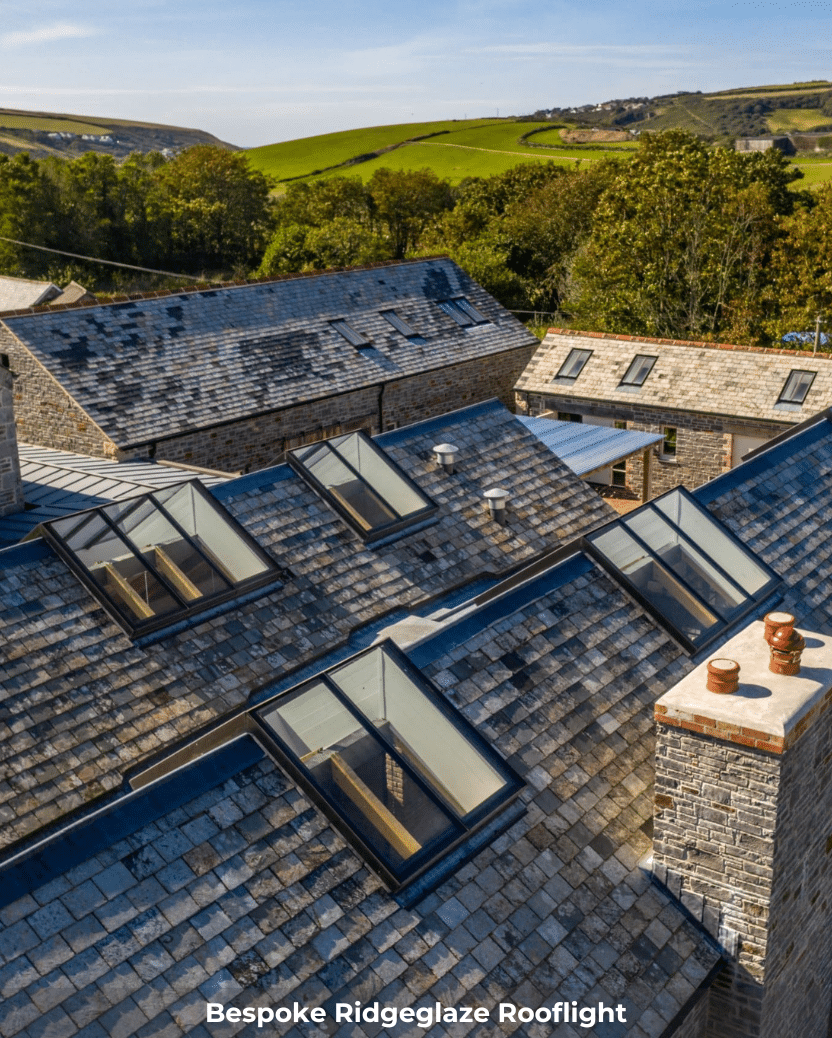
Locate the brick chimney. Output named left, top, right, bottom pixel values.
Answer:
left=0, top=355, right=23, bottom=517
left=653, top=619, right=832, bottom=1038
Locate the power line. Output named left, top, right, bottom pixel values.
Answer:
left=0, top=235, right=205, bottom=281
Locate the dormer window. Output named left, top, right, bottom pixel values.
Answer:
left=380, top=310, right=427, bottom=345
left=777, top=369, right=816, bottom=406
left=437, top=298, right=489, bottom=327
left=583, top=487, right=779, bottom=653
left=255, top=642, right=523, bottom=889
left=40, top=481, right=279, bottom=637
left=555, top=348, right=592, bottom=381
left=619, top=354, right=657, bottom=387
left=331, top=319, right=371, bottom=348
left=288, top=431, right=436, bottom=543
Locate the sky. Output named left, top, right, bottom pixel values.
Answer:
left=2, top=1, right=831, bottom=148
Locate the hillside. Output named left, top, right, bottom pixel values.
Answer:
left=0, top=108, right=238, bottom=159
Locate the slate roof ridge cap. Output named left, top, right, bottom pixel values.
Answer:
left=543, top=327, right=832, bottom=360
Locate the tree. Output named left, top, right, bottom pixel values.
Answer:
left=0, top=153, right=51, bottom=275
left=367, top=168, right=452, bottom=258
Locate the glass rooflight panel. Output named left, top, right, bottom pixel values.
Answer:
left=381, top=310, right=418, bottom=337
left=437, top=300, right=474, bottom=326
left=329, top=649, right=508, bottom=817
left=555, top=348, right=592, bottom=380
left=452, top=298, right=488, bottom=324
left=303, top=441, right=398, bottom=532
left=153, top=482, right=273, bottom=584
left=331, top=319, right=370, bottom=348
left=331, top=433, right=430, bottom=519
left=654, top=490, right=773, bottom=596
left=778, top=369, right=816, bottom=405
left=620, top=354, right=657, bottom=387
left=259, top=683, right=459, bottom=870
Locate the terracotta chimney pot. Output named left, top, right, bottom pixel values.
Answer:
left=769, top=627, right=805, bottom=676
left=707, top=658, right=741, bottom=694
left=764, top=611, right=796, bottom=644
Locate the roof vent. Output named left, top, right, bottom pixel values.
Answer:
left=770, top=627, right=805, bottom=676
left=433, top=443, right=459, bottom=474
left=483, top=487, right=510, bottom=525
left=706, top=658, right=740, bottom=694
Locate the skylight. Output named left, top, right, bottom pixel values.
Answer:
left=437, top=297, right=489, bottom=327
left=331, top=319, right=371, bottom=348
left=255, top=642, right=523, bottom=888
left=41, top=481, right=278, bottom=637
left=777, top=369, right=816, bottom=406
left=619, top=355, right=657, bottom=387
left=380, top=310, right=427, bottom=345
left=288, top=431, right=437, bottom=543
left=555, top=348, right=592, bottom=381
left=583, top=487, right=779, bottom=653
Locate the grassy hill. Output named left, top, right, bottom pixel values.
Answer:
left=0, top=108, right=237, bottom=159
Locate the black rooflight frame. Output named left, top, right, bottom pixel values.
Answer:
left=619, top=354, right=658, bottom=388
left=777, top=369, right=817, bottom=406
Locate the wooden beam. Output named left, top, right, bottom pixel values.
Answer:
left=330, top=752, right=420, bottom=859
left=154, top=546, right=202, bottom=601
left=102, top=562, right=155, bottom=619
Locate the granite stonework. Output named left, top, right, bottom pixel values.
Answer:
left=0, top=362, right=23, bottom=516
left=513, top=329, right=831, bottom=494
left=0, top=259, right=538, bottom=471
left=654, top=621, right=832, bottom=1037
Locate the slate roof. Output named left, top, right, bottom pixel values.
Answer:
left=516, top=329, right=832, bottom=425
left=0, top=276, right=60, bottom=314
left=7, top=402, right=831, bottom=1037
left=0, top=259, right=538, bottom=449
left=517, top=416, right=662, bottom=477
left=0, top=445, right=228, bottom=546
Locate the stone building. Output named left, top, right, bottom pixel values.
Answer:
left=0, top=257, right=538, bottom=474
left=0, top=355, right=23, bottom=517
left=4, top=397, right=832, bottom=1036
left=514, top=328, right=832, bottom=496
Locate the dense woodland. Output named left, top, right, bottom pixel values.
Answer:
left=0, top=132, right=830, bottom=346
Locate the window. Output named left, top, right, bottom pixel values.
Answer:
left=558, top=412, right=583, bottom=423
left=583, top=487, right=779, bottom=653
left=555, top=348, right=592, bottom=381
left=380, top=310, right=427, bottom=345
left=612, top=421, right=628, bottom=486
left=255, top=643, right=523, bottom=888
left=619, top=355, right=657, bottom=387
left=331, top=319, right=371, bottom=348
left=661, top=427, right=677, bottom=459
left=288, top=430, right=437, bottom=543
left=40, top=481, right=279, bottom=637
left=777, top=369, right=816, bottom=406
left=437, top=297, right=489, bottom=327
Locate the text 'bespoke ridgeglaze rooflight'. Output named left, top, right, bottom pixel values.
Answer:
left=255, top=642, right=523, bottom=887
left=41, top=481, right=279, bottom=637
left=288, top=430, right=437, bottom=543
left=555, top=348, right=592, bottom=381
left=619, top=355, right=657, bottom=387
left=583, top=487, right=779, bottom=652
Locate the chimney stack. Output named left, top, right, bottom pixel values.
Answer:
left=0, top=357, right=23, bottom=518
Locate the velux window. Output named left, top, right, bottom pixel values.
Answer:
left=330, top=319, right=371, bottom=348
left=255, top=642, right=522, bottom=888
left=380, top=310, right=427, bottom=345
left=619, top=354, right=657, bottom=387
left=555, top=348, right=592, bottom=381
left=437, top=297, right=489, bottom=327
left=40, top=481, right=278, bottom=637
left=777, top=369, right=816, bottom=406
left=288, top=431, right=436, bottom=543
left=583, top=487, right=779, bottom=653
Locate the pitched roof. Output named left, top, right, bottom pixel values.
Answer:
left=516, top=329, right=832, bottom=424
left=517, top=416, right=663, bottom=476
left=1, top=259, right=538, bottom=449
left=0, top=275, right=60, bottom=313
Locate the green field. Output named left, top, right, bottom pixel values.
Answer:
left=0, top=112, right=111, bottom=134
left=767, top=108, right=830, bottom=132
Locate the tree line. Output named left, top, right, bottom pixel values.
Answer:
left=1, top=132, right=830, bottom=346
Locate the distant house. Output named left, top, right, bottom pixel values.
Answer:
left=0, top=275, right=62, bottom=312
left=0, top=258, right=539, bottom=473
left=515, top=328, right=832, bottom=496
left=734, top=136, right=794, bottom=154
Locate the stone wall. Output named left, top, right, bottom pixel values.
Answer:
left=515, top=390, right=786, bottom=496
left=0, top=361, right=23, bottom=516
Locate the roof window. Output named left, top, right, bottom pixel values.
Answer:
left=255, top=642, right=522, bottom=888
left=555, top=348, right=592, bottom=381
left=619, top=354, right=657, bottom=387
left=437, top=297, right=489, bottom=327
left=288, top=430, right=436, bottom=543
left=331, top=319, right=371, bottom=348
left=777, top=369, right=816, bottom=406
left=380, top=310, right=427, bottom=345
left=583, top=487, right=779, bottom=653
left=40, top=481, right=279, bottom=637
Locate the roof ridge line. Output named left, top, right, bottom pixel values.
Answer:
left=544, top=327, right=832, bottom=361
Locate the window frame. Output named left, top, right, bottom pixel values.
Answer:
left=619, top=354, right=658, bottom=388
left=287, top=430, right=438, bottom=544
left=436, top=297, right=489, bottom=327
left=380, top=310, right=427, bottom=345
left=330, top=319, right=372, bottom=349
left=582, top=486, right=780, bottom=654
left=777, top=369, right=816, bottom=406
left=253, top=641, right=524, bottom=890
left=554, top=348, right=593, bottom=381
left=661, top=426, right=677, bottom=459
left=39, top=481, right=281, bottom=638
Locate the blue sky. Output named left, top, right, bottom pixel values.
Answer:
left=2, top=1, right=830, bottom=147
